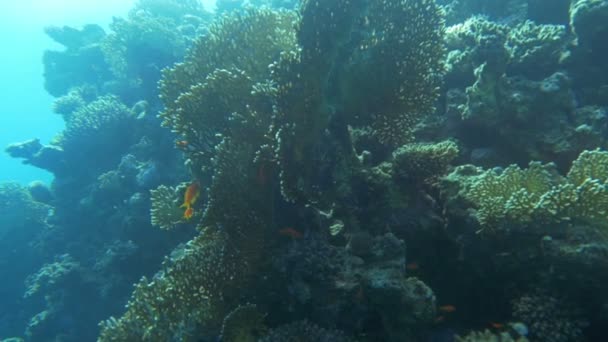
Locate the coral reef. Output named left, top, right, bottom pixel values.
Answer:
left=158, top=7, right=296, bottom=168
left=258, top=320, right=352, bottom=342
left=505, top=20, right=568, bottom=76
left=101, top=0, right=208, bottom=104
left=5, top=0, right=608, bottom=341
left=392, top=140, right=460, bottom=184
left=24, top=254, right=80, bottom=299
left=42, top=24, right=110, bottom=97
left=512, top=294, right=587, bottom=342
left=456, top=329, right=529, bottom=342
left=444, top=149, right=608, bottom=230
left=0, top=182, right=50, bottom=231
left=219, top=304, right=266, bottom=342
left=60, top=95, right=136, bottom=175
left=98, top=231, right=239, bottom=340
left=149, top=184, right=184, bottom=230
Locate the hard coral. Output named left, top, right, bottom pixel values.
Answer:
left=98, top=231, right=243, bottom=341
left=513, top=294, right=587, bottom=342
left=456, top=329, right=529, bottom=342
left=392, top=140, right=459, bottom=184
left=505, top=20, right=568, bottom=77
left=159, top=7, right=297, bottom=167
left=449, top=149, right=608, bottom=230
left=149, top=184, right=183, bottom=230
left=43, top=25, right=110, bottom=97
left=273, top=0, right=445, bottom=203
left=61, top=95, right=135, bottom=172
left=259, top=320, right=352, bottom=342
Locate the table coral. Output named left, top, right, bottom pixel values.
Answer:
left=449, top=149, right=608, bottom=230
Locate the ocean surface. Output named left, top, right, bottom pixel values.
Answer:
left=1, top=0, right=607, bottom=341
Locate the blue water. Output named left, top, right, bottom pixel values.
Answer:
left=0, top=0, right=216, bottom=185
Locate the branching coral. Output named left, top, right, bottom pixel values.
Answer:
left=100, top=140, right=274, bottom=340
left=446, top=15, right=568, bottom=83
left=98, top=230, right=242, bottom=340
left=445, top=16, right=508, bottom=84
left=259, top=320, right=352, bottom=342
left=452, top=149, right=608, bottom=230
left=505, top=20, right=568, bottom=75
left=455, top=329, right=529, bottom=342
left=61, top=95, right=135, bottom=170
left=307, top=0, right=445, bottom=146
left=99, top=0, right=208, bottom=105
left=149, top=185, right=183, bottom=230
left=513, top=294, right=587, bottom=342
left=132, top=0, right=205, bottom=20
left=219, top=304, right=266, bottom=342
left=99, top=2, right=449, bottom=340
left=0, top=182, right=50, bottom=235
left=273, top=0, right=445, bottom=202
left=159, top=7, right=297, bottom=170
left=24, top=254, right=80, bottom=299
left=159, top=7, right=297, bottom=105
left=392, top=140, right=459, bottom=184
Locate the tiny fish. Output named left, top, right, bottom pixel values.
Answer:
left=278, top=227, right=303, bottom=239
left=406, top=262, right=419, bottom=271
left=490, top=322, right=504, bottom=329
left=438, top=305, right=456, bottom=313
left=181, top=181, right=200, bottom=220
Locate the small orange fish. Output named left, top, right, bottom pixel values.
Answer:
left=278, top=227, right=303, bottom=239
left=176, top=140, right=189, bottom=148
left=438, top=305, right=456, bottom=313
left=490, top=322, right=504, bottom=329
left=183, top=206, right=194, bottom=220
left=181, top=181, right=200, bottom=220
left=406, top=262, right=419, bottom=271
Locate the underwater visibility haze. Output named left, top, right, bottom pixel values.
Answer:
left=1, top=0, right=608, bottom=341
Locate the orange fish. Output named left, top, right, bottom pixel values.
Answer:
left=183, top=206, right=194, bottom=220
left=278, top=227, right=303, bottom=239
left=490, top=322, right=504, bottom=329
left=406, top=262, right=419, bottom=271
left=181, top=181, right=200, bottom=219
left=438, top=305, right=456, bottom=313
